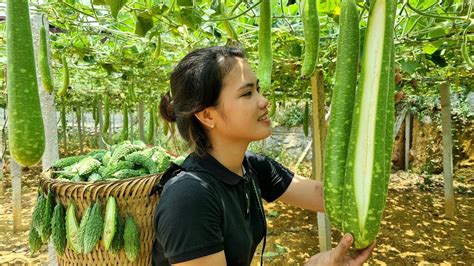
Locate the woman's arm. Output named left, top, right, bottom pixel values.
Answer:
left=277, top=174, right=325, bottom=212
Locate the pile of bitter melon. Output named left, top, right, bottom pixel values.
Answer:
left=51, top=140, right=185, bottom=182
left=28, top=141, right=185, bottom=259
left=29, top=190, right=141, bottom=262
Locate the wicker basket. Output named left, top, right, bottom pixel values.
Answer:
left=40, top=169, right=162, bottom=265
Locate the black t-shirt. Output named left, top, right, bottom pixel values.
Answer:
left=152, top=151, right=294, bottom=265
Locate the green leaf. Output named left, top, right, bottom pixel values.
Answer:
left=262, top=251, right=279, bottom=258
left=93, top=0, right=107, bottom=5
left=146, top=0, right=160, bottom=7
left=399, top=59, right=422, bottom=75
left=135, top=12, right=154, bottom=37
left=147, top=24, right=165, bottom=40
left=177, top=0, right=193, bottom=7
left=149, top=4, right=169, bottom=15
left=178, top=8, right=202, bottom=30
left=267, top=210, right=279, bottom=217
left=428, top=28, right=447, bottom=38
left=211, top=0, right=221, bottom=15
left=318, top=0, right=338, bottom=15
left=274, top=244, right=288, bottom=254
left=422, top=43, right=439, bottom=55
left=72, top=35, right=91, bottom=49
left=123, top=45, right=140, bottom=56
left=107, top=0, right=128, bottom=19
left=114, top=15, right=136, bottom=33
left=415, top=0, right=437, bottom=10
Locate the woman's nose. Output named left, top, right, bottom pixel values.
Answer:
left=259, top=94, right=269, bottom=109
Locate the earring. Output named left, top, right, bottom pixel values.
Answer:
left=210, top=125, right=215, bottom=129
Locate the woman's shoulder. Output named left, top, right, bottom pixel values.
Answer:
left=244, top=150, right=277, bottom=170
left=161, top=170, right=219, bottom=196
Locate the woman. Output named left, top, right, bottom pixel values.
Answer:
left=153, top=46, right=375, bottom=266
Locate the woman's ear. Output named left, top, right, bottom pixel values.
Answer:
left=194, top=108, right=216, bottom=129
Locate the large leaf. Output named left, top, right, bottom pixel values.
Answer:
left=177, top=8, right=203, bottom=30
left=135, top=12, right=154, bottom=37
left=106, top=0, right=128, bottom=19
left=428, top=28, right=447, bottom=38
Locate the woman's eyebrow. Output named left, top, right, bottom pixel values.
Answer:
left=238, top=82, right=256, bottom=91
left=238, top=80, right=259, bottom=91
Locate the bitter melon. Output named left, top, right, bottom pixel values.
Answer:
left=52, top=155, right=88, bottom=169
left=40, top=191, right=55, bottom=243
left=31, top=194, right=46, bottom=235
left=108, top=143, right=137, bottom=165
left=28, top=228, right=43, bottom=254
left=77, top=204, right=93, bottom=253
left=109, top=214, right=124, bottom=256
left=103, top=196, right=117, bottom=250
left=83, top=202, right=104, bottom=254
left=102, top=160, right=134, bottom=178
left=66, top=203, right=81, bottom=253
left=124, top=215, right=140, bottom=262
left=125, top=152, right=156, bottom=173
left=51, top=203, right=66, bottom=255
left=112, top=169, right=144, bottom=179
left=70, top=157, right=101, bottom=176
left=87, top=173, right=104, bottom=182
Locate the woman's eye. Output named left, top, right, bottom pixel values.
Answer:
left=243, top=91, right=252, bottom=97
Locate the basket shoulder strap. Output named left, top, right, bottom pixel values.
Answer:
left=154, top=162, right=186, bottom=196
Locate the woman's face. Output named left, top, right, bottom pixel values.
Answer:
left=212, top=57, right=271, bottom=143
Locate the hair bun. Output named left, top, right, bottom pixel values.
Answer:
left=159, top=91, right=177, bottom=122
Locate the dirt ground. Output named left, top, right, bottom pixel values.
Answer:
left=0, top=166, right=472, bottom=265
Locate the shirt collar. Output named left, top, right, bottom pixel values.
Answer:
left=182, top=152, right=248, bottom=185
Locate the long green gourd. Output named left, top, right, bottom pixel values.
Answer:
left=102, top=95, right=110, bottom=134
left=6, top=0, right=45, bottom=166
left=323, top=0, right=359, bottom=230
left=122, top=103, right=129, bottom=140
left=324, top=0, right=397, bottom=249
left=343, top=0, right=396, bottom=249
left=146, top=104, right=154, bottom=144
left=301, top=0, right=320, bottom=78
left=39, top=25, right=54, bottom=94
left=56, top=53, right=69, bottom=98
left=257, top=0, right=272, bottom=91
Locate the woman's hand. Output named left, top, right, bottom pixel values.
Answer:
left=304, top=234, right=375, bottom=266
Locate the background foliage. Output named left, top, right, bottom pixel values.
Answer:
left=0, top=0, right=472, bottom=119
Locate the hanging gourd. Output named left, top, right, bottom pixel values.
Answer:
left=6, top=0, right=45, bottom=166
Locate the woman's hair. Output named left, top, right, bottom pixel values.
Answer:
left=159, top=46, right=244, bottom=155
